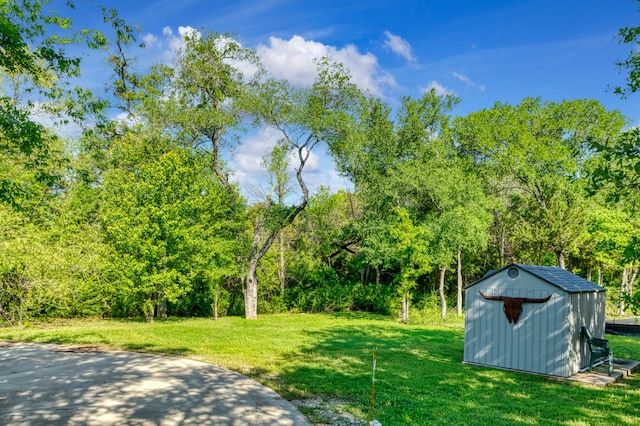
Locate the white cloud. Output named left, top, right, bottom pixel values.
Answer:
left=231, top=126, right=349, bottom=202
left=257, top=35, right=395, bottom=97
left=421, top=81, right=454, bottom=96
left=157, top=25, right=200, bottom=58
left=258, top=36, right=330, bottom=87
left=452, top=72, right=473, bottom=85
left=141, top=31, right=396, bottom=96
left=142, top=33, right=160, bottom=48
left=178, top=25, right=199, bottom=39
left=303, top=157, right=351, bottom=195
left=452, top=72, right=485, bottom=92
left=383, top=31, right=416, bottom=62
left=234, top=127, right=280, bottom=175
left=233, top=127, right=322, bottom=178
left=28, top=102, right=84, bottom=139
left=113, top=111, right=141, bottom=127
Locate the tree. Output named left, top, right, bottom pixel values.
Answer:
left=275, top=187, right=363, bottom=313
left=0, top=0, right=96, bottom=210
left=455, top=97, right=625, bottom=268
left=332, top=89, right=491, bottom=319
left=131, top=31, right=267, bottom=319
left=99, top=132, right=245, bottom=321
left=387, top=207, right=432, bottom=323
left=0, top=2, right=148, bottom=323
left=139, top=30, right=263, bottom=189
left=295, top=188, right=360, bottom=272
left=0, top=0, right=107, bottom=76
left=581, top=119, right=640, bottom=314
left=241, top=58, right=363, bottom=319
left=590, top=127, right=640, bottom=206
left=261, top=143, right=291, bottom=298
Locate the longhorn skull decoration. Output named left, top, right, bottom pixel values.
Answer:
left=479, top=292, right=551, bottom=324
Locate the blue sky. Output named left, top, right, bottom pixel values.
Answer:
left=69, top=0, right=640, bottom=196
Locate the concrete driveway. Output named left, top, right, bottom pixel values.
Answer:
left=0, top=342, right=311, bottom=425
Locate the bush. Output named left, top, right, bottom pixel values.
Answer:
left=351, top=282, right=396, bottom=315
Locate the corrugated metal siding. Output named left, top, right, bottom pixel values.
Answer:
left=567, top=292, right=606, bottom=375
left=464, top=268, right=573, bottom=377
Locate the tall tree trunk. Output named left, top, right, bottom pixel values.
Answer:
left=556, top=251, right=566, bottom=269
left=619, top=268, right=629, bottom=315
left=156, top=286, right=167, bottom=319
left=587, top=265, right=593, bottom=282
left=499, top=230, right=505, bottom=268
left=244, top=258, right=259, bottom=320
left=156, top=299, right=167, bottom=319
left=213, top=281, right=219, bottom=320
left=439, top=267, right=447, bottom=319
left=457, top=250, right=463, bottom=316
left=618, top=265, right=638, bottom=316
left=598, top=264, right=603, bottom=286
left=629, top=266, right=638, bottom=296
left=537, top=243, right=543, bottom=265
left=244, top=224, right=280, bottom=320
left=401, top=292, right=409, bottom=324
left=144, top=298, right=155, bottom=323
left=278, top=229, right=286, bottom=297
left=496, top=211, right=506, bottom=268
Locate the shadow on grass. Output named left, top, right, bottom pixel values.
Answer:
left=120, top=342, right=194, bottom=357
left=0, top=331, right=111, bottom=346
left=0, top=328, right=195, bottom=358
left=269, top=323, right=640, bottom=426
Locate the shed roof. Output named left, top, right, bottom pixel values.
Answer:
left=467, top=263, right=606, bottom=294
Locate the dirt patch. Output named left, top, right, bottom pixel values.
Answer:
left=52, top=345, right=103, bottom=353
left=291, top=397, right=368, bottom=426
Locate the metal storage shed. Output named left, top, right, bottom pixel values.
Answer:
left=463, top=263, right=607, bottom=377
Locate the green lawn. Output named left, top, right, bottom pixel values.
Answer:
left=1, top=313, right=639, bottom=425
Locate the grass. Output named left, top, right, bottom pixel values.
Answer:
left=1, top=312, right=639, bottom=425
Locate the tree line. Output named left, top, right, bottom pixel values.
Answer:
left=1, top=1, right=639, bottom=324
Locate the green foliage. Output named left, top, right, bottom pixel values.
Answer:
left=0, top=0, right=112, bottom=126
left=98, top=131, right=246, bottom=320
left=0, top=0, right=86, bottom=83
left=614, top=1, right=640, bottom=97
left=455, top=97, right=625, bottom=267
left=0, top=1, right=122, bottom=324
left=100, top=6, right=144, bottom=116
left=387, top=207, right=431, bottom=293
left=0, top=203, right=111, bottom=324
left=139, top=30, right=262, bottom=156
left=288, top=281, right=355, bottom=313
left=331, top=90, right=492, bottom=319
left=0, top=98, right=65, bottom=210
left=590, top=127, right=640, bottom=204
left=1, top=3, right=638, bottom=324
left=581, top=204, right=636, bottom=268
